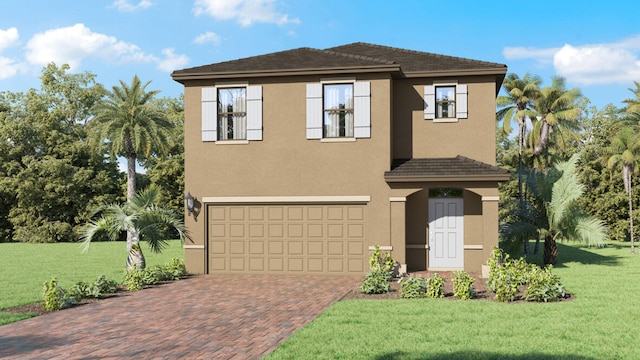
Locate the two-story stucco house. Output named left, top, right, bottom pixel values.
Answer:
left=171, top=42, right=509, bottom=276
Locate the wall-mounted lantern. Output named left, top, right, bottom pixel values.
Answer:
left=184, top=192, right=195, bottom=216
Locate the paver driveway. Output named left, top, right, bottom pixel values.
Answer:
left=0, top=274, right=361, bottom=359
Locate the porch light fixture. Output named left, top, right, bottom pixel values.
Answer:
left=184, top=192, right=195, bottom=216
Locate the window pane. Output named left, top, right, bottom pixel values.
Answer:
left=435, top=86, right=455, bottom=118
left=323, top=84, right=354, bottom=137
left=218, top=114, right=246, bottom=140
left=218, top=88, right=246, bottom=113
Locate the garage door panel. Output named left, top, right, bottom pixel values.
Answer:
left=207, top=204, right=366, bottom=274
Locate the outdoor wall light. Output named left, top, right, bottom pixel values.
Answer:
left=184, top=192, right=195, bottom=216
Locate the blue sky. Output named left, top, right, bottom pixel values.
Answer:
left=1, top=0, right=640, bottom=109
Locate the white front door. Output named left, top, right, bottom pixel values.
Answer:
left=428, top=197, right=464, bottom=269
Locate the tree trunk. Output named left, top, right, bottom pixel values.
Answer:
left=628, top=170, right=635, bottom=254
left=518, top=121, right=529, bottom=255
left=543, top=234, right=558, bottom=265
left=126, top=243, right=146, bottom=271
left=533, top=121, right=551, bottom=157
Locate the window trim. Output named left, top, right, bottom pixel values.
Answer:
left=217, top=86, right=248, bottom=141
left=322, top=82, right=355, bottom=138
left=424, top=81, right=468, bottom=123
left=201, top=83, right=262, bottom=143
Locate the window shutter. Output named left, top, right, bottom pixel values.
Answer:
left=306, top=83, right=323, bottom=139
left=201, top=87, right=217, bottom=141
left=353, top=81, right=371, bottom=138
left=246, top=85, right=263, bottom=140
left=424, top=85, right=435, bottom=120
left=456, top=84, right=468, bottom=119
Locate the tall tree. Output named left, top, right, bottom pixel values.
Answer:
left=81, top=186, right=187, bottom=270
left=530, top=77, right=582, bottom=169
left=605, top=126, right=640, bottom=253
left=0, top=64, right=120, bottom=242
left=623, top=81, right=640, bottom=115
left=88, top=75, right=173, bottom=202
left=501, top=155, right=607, bottom=265
left=496, top=72, right=541, bottom=254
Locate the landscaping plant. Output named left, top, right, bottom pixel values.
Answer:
left=451, top=270, right=476, bottom=300
left=42, top=277, right=66, bottom=311
left=399, top=277, right=427, bottom=299
left=358, top=245, right=395, bottom=294
left=426, top=273, right=446, bottom=298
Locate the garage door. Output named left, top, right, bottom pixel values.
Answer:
left=207, top=204, right=367, bottom=274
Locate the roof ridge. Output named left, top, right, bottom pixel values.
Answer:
left=319, top=48, right=396, bottom=65
left=333, top=42, right=506, bottom=68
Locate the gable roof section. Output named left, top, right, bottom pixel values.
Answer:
left=384, top=156, right=510, bottom=183
left=171, top=42, right=506, bottom=82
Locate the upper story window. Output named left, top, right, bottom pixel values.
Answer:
left=218, top=87, right=247, bottom=140
left=435, top=86, right=455, bottom=119
left=323, top=84, right=354, bottom=138
left=306, top=81, right=370, bottom=140
left=201, top=85, right=262, bottom=143
left=424, top=83, right=468, bottom=122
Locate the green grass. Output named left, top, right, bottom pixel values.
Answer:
left=267, top=242, right=640, bottom=359
left=0, top=240, right=183, bottom=324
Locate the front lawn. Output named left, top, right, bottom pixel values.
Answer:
left=0, top=241, right=183, bottom=325
left=267, top=242, right=640, bottom=359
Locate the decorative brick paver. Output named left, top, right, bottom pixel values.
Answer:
left=0, top=274, right=361, bottom=359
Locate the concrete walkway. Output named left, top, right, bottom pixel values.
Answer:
left=0, top=274, right=361, bottom=359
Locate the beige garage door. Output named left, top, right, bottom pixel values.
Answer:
left=207, top=204, right=367, bottom=274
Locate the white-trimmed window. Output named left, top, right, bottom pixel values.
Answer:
left=218, top=87, right=246, bottom=140
left=424, top=83, right=468, bottom=122
left=201, top=85, right=262, bottom=142
left=323, top=84, right=353, bottom=137
left=307, top=80, right=370, bottom=140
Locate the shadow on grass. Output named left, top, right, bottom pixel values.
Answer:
left=375, top=351, right=596, bottom=360
left=504, top=241, right=624, bottom=268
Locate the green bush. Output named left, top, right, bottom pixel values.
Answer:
left=92, top=275, right=119, bottom=295
left=426, top=273, right=446, bottom=298
left=123, top=265, right=147, bottom=291
left=524, top=265, right=566, bottom=302
left=451, top=271, right=476, bottom=300
left=66, top=281, right=91, bottom=301
left=164, top=257, right=187, bottom=279
left=358, top=271, right=391, bottom=294
left=399, top=277, right=427, bottom=299
left=42, top=277, right=66, bottom=311
left=369, top=245, right=395, bottom=280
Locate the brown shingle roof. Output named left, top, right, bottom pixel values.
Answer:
left=384, top=156, right=510, bottom=182
left=171, top=42, right=506, bottom=81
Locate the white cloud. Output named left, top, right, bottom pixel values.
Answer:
left=193, top=31, right=221, bottom=45
left=193, top=0, right=300, bottom=27
left=156, top=48, right=190, bottom=72
left=0, top=27, right=19, bottom=52
left=25, top=23, right=153, bottom=69
left=503, top=35, right=640, bottom=85
left=111, top=0, right=153, bottom=12
left=0, top=57, right=24, bottom=79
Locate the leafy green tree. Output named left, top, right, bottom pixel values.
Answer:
left=87, top=75, right=173, bottom=201
left=501, top=155, right=607, bottom=265
left=530, top=77, right=582, bottom=169
left=80, top=185, right=187, bottom=270
left=496, top=73, right=541, bottom=254
left=605, top=126, right=640, bottom=253
left=141, top=95, right=185, bottom=215
left=623, top=81, right=640, bottom=115
left=0, top=64, right=121, bottom=242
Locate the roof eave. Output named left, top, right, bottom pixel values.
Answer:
left=384, top=174, right=511, bottom=183
left=403, top=67, right=508, bottom=78
left=171, top=65, right=403, bottom=83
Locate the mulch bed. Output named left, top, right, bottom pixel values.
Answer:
left=341, top=271, right=574, bottom=302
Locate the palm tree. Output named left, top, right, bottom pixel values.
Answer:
left=501, top=155, right=607, bottom=265
left=497, top=73, right=541, bottom=254
left=623, top=81, right=640, bottom=115
left=88, top=75, right=172, bottom=201
left=529, top=77, right=582, bottom=170
left=81, top=186, right=187, bottom=270
left=605, top=126, right=640, bottom=254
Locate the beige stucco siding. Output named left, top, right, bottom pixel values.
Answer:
left=392, top=76, right=498, bottom=164
left=182, top=75, right=396, bottom=273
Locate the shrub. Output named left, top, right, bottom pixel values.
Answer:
left=91, top=275, right=119, bottom=295
left=487, top=247, right=520, bottom=302
left=164, top=257, right=187, bottom=280
left=42, top=277, right=66, bottom=311
left=426, top=273, right=446, bottom=298
left=66, top=281, right=91, bottom=301
left=369, top=245, right=395, bottom=280
left=524, top=265, right=566, bottom=302
left=451, top=271, right=476, bottom=300
left=399, top=277, right=427, bottom=299
left=123, top=265, right=147, bottom=291
left=358, top=271, right=391, bottom=294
